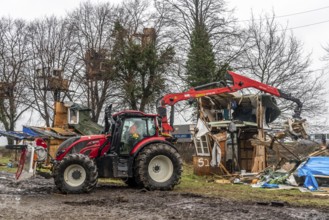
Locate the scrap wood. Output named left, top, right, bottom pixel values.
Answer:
left=211, top=174, right=234, bottom=184
left=212, top=173, right=237, bottom=179
left=251, top=100, right=266, bottom=173
left=311, top=193, right=329, bottom=197
left=215, top=179, right=231, bottom=184
left=208, top=133, right=230, bottom=176
left=311, top=187, right=329, bottom=196
left=285, top=118, right=308, bottom=139
left=313, top=175, right=329, bottom=179
left=319, top=187, right=329, bottom=192
left=218, top=163, right=231, bottom=176
left=251, top=135, right=301, bottom=161
left=250, top=138, right=295, bottom=148
left=210, top=167, right=232, bottom=178
left=239, top=175, right=257, bottom=184
left=303, top=148, right=329, bottom=159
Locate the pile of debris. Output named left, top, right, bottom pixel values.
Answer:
left=254, top=146, right=329, bottom=191
left=214, top=144, right=329, bottom=192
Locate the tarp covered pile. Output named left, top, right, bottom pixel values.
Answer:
left=297, top=157, right=329, bottom=191
left=255, top=156, right=329, bottom=191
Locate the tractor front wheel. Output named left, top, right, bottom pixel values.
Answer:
left=135, top=143, right=182, bottom=190
left=53, top=154, right=98, bottom=194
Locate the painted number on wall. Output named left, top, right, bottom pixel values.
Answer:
left=198, top=158, right=210, bottom=167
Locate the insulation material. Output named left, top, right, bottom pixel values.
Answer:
left=195, top=119, right=209, bottom=139
left=210, top=142, right=221, bottom=167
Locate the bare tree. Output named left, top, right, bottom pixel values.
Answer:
left=0, top=18, right=31, bottom=143
left=26, top=16, right=80, bottom=126
left=68, top=2, right=116, bottom=122
left=235, top=14, right=326, bottom=117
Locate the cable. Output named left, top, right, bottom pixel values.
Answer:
left=258, top=19, right=329, bottom=33
left=237, top=5, right=329, bottom=22
left=287, top=19, right=329, bottom=30
left=276, top=5, right=329, bottom=18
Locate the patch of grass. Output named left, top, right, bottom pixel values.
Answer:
left=176, top=163, right=329, bottom=209
left=0, top=156, right=17, bottom=173
left=98, top=178, right=125, bottom=185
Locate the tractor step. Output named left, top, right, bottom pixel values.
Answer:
left=115, top=158, right=129, bottom=177
left=96, top=154, right=130, bottom=178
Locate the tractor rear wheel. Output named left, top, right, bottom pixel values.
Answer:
left=53, top=154, right=98, bottom=194
left=135, top=143, right=182, bottom=190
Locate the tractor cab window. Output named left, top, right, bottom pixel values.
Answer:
left=120, top=117, right=156, bottom=154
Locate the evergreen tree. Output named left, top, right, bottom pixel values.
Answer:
left=186, top=24, right=216, bottom=87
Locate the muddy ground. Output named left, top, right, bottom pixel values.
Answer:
left=0, top=171, right=328, bottom=220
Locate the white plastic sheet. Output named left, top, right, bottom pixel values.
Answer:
left=195, top=119, right=209, bottom=139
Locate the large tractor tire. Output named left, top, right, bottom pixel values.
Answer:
left=53, top=154, right=98, bottom=194
left=135, top=143, right=182, bottom=190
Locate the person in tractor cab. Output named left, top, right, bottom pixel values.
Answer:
left=129, top=120, right=144, bottom=141
left=120, top=119, right=145, bottom=154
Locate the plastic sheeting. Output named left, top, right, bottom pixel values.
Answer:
left=210, top=142, right=221, bottom=167
left=195, top=119, right=209, bottom=139
left=261, top=183, right=279, bottom=188
left=0, top=130, right=35, bottom=140
left=297, top=157, right=329, bottom=191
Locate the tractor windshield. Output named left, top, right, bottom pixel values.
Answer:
left=120, top=117, right=156, bottom=154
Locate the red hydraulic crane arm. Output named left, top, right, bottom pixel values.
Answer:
left=159, top=71, right=302, bottom=134
left=160, top=71, right=280, bottom=106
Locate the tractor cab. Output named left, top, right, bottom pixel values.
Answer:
left=94, top=109, right=181, bottom=184
left=109, top=110, right=159, bottom=156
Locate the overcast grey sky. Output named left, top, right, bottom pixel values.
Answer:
left=0, top=0, right=329, bottom=127
left=1, top=0, right=328, bottom=68
left=229, top=0, right=329, bottom=70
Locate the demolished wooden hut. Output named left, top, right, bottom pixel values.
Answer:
left=193, top=92, right=281, bottom=175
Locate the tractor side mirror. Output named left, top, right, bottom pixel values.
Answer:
left=105, top=104, right=112, bottom=118
left=103, top=104, right=113, bottom=134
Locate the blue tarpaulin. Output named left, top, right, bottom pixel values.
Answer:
left=297, top=157, right=329, bottom=191
left=261, top=183, right=279, bottom=188
left=22, top=126, right=44, bottom=137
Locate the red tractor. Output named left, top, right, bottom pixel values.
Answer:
left=51, top=108, right=182, bottom=193
left=7, top=71, right=304, bottom=194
